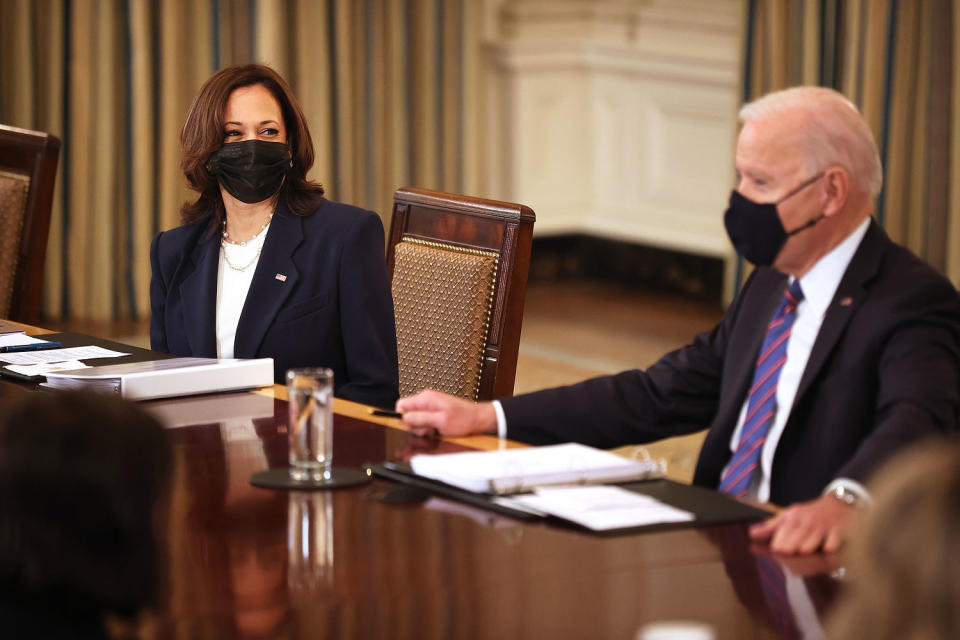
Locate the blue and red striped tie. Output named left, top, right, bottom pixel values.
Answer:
left=720, top=280, right=804, bottom=497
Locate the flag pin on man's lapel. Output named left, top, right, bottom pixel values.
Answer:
left=275, top=273, right=287, bottom=282
left=839, top=296, right=853, bottom=307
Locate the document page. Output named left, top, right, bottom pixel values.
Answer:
left=0, top=345, right=129, bottom=365
left=508, top=486, right=694, bottom=531
left=0, top=334, right=48, bottom=348
left=4, top=360, right=89, bottom=376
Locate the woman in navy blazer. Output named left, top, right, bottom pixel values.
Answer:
left=150, top=64, right=399, bottom=408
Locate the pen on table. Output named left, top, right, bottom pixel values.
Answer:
left=369, top=408, right=403, bottom=418
left=0, top=341, right=63, bottom=354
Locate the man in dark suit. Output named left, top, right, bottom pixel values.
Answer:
left=396, top=87, right=960, bottom=555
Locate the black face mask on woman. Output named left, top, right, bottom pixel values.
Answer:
left=206, top=139, right=293, bottom=204
left=723, top=172, right=825, bottom=266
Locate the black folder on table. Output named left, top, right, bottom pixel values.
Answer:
left=370, top=461, right=772, bottom=535
left=0, top=332, right=172, bottom=382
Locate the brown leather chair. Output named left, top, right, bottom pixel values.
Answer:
left=387, top=187, right=535, bottom=402
left=0, top=124, right=60, bottom=324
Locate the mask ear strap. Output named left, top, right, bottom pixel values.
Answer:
left=776, top=171, right=825, bottom=205
left=786, top=213, right=825, bottom=236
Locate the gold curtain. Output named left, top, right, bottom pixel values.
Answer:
left=0, top=0, right=477, bottom=321
left=743, top=0, right=960, bottom=287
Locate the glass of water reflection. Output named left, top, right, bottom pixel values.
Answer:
left=285, top=368, right=334, bottom=482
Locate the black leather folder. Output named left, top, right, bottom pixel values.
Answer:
left=370, top=460, right=772, bottom=535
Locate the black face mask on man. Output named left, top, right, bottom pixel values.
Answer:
left=206, top=139, right=293, bottom=204
left=723, top=172, right=825, bottom=266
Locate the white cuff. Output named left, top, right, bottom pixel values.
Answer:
left=492, top=400, right=508, bottom=439
left=824, top=478, right=873, bottom=508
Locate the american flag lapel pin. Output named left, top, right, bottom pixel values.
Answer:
left=839, top=296, right=853, bottom=307
left=275, top=273, right=287, bottom=282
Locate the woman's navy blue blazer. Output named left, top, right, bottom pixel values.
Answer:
left=149, top=199, right=400, bottom=408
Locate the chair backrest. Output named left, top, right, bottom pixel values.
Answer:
left=387, top=187, right=535, bottom=402
left=0, top=124, right=60, bottom=324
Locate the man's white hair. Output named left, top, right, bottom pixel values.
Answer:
left=739, top=86, right=883, bottom=199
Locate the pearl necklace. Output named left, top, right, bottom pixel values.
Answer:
left=222, top=245, right=262, bottom=272
left=222, top=213, right=273, bottom=247
left=221, top=217, right=271, bottom=272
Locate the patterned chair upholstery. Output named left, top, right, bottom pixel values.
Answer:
left=0, top=172, right=31, bottom=318
left=0, top=125, right=60, bottom=324
left=387, top=188, right=535, bottom=402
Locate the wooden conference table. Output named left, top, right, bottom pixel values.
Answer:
left=1, top=328, right=845, bottom=639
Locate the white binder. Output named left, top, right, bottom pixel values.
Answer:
left=42, top=357, right=274, bottom=400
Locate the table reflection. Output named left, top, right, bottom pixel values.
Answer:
left=287, top=492, right=335, bottom=595
left=701, top=525, right=843, bottom=639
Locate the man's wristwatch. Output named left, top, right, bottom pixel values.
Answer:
left=828, top=484, right=866, bottom=508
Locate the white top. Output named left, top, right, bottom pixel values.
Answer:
left=494, top=217, right=873, bottom=502
left=216, top=223, right=270, bottom=358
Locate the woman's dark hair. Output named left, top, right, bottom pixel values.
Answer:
left=180, top=63, right=325, bottom=228
left=0, top=392, right=173, bottom=621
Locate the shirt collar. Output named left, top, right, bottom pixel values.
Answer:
left=795, top=217, right=871, bottom=317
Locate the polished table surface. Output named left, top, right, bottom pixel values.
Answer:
left=0, top=329, right=844, bottom=639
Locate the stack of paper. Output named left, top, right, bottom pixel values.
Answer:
left=407, top=443, right=694, bottom=532
left=0, top=345, right=128, bottom=366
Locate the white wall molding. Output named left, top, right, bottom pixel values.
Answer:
left=482, top=0, right=745, bottom=297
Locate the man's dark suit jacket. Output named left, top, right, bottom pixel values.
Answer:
left=150, top=199, right=400, bottom=408
left=500, top=220, right=960, bottom=505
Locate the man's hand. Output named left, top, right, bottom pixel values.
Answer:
left=396, top=390, right=498, bottom=438
left=748, top=494, right=859, bottom=555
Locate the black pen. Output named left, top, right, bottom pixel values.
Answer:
left=368, top=408, right=403, bottom=418
left=0, top=341, right=63, bottom=353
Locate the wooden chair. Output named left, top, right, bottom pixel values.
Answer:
left=0, top=124, right=60, bottom=324
left=387, top=187, right=535, bottom=402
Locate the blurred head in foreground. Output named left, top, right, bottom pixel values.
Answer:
left=829, top=438, right=960, bottom=640
left=0, top=391, right=172, bottom=636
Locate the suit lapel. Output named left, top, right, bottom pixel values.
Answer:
left=178, top=229, right=220, bottom=357
left=233, top=205, right=303, bottom=358
left=791, top=220, right=885, bottom=408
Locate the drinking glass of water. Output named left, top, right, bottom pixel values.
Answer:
left=285, top=368, right=334, bottom=482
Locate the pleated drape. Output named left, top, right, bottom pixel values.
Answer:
left=0, top=0, right=475, bottom=321
left=742, top=0, right=960, bottom=287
